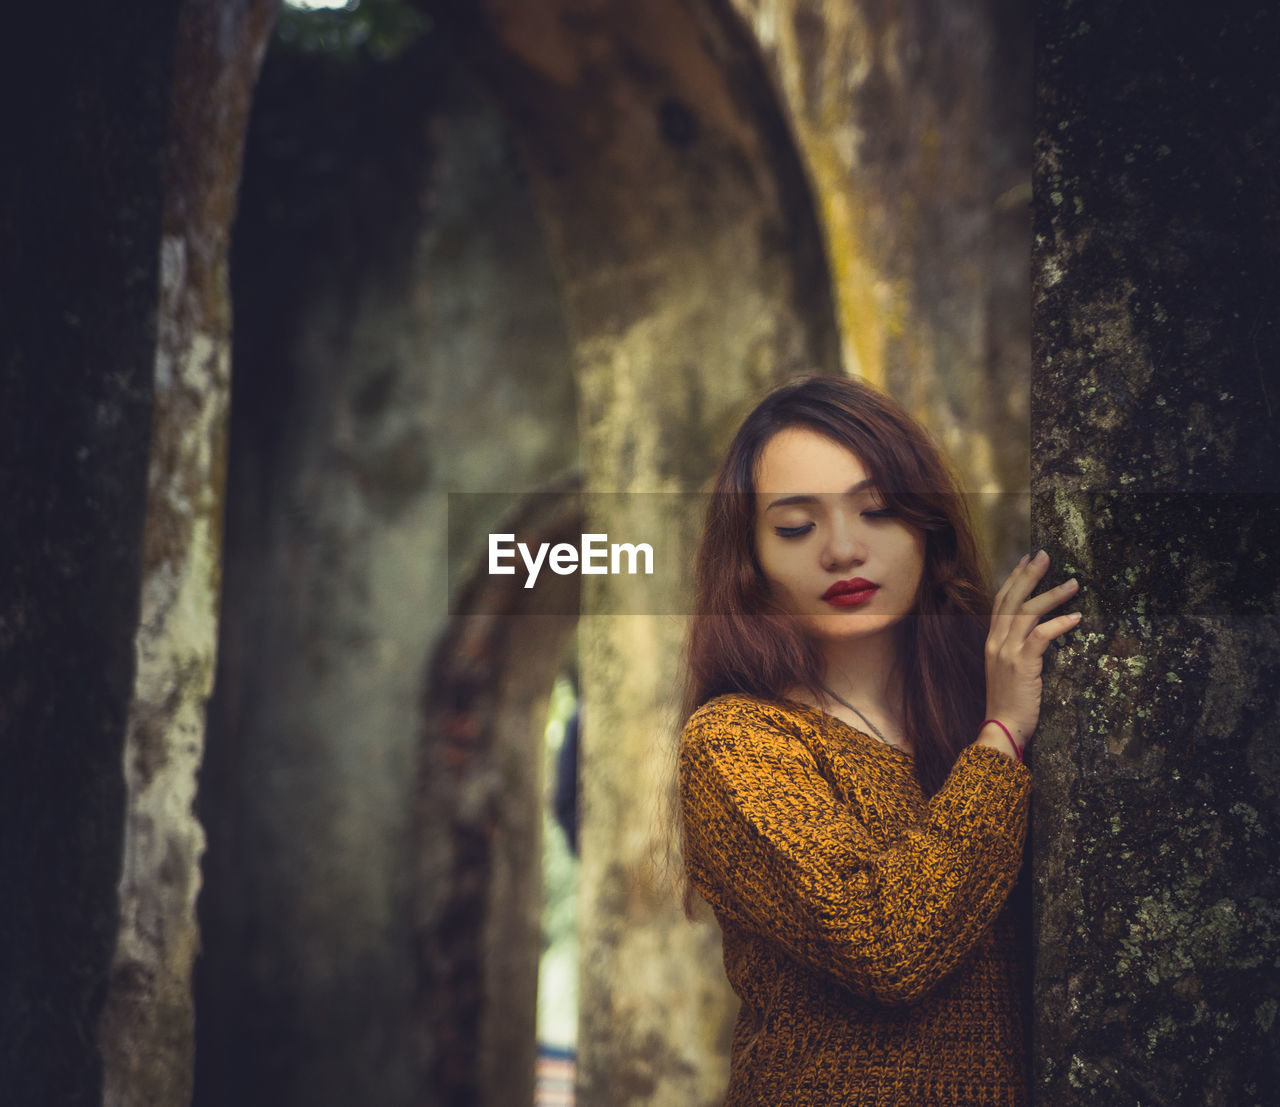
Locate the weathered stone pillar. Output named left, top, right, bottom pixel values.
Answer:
left=95, top=3, right=276, bottom=1104
left=1033, top=2, right=1280, bottom=1101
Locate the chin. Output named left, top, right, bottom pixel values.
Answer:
left=802, top=613, right=891, bottom=640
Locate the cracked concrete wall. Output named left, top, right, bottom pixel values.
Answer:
left=1032, top=2, right=1280, bottom=1101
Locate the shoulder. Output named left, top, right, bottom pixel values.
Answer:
left=682, top=693, right=819, bottom=756
left=686, top=692, right=806, bottom=730
left=679, top=694, right=826, bottom=812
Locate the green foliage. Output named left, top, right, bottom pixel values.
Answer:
left=277, top=0, right=430, bottom=61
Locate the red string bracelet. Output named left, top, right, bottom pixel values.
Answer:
left=981, top=718, right=1023, bottom=762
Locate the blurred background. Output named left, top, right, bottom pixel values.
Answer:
left=4, top=0, right=1033, bottom=1104
left=193, top=2, right=1030, bottom=1104
left=7, top=2, right=1278, bottom=1105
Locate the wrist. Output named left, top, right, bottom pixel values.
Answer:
left=978, top=718, right=1024, bottom=762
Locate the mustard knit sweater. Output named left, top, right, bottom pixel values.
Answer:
left=679, top=693, right=1032, bottom=1107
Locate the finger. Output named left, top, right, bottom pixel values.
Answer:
left=990, top=553, right=1032, bottom=625
left=1022, top=611, right=1083, bottom=655
left=989, top=557, right=1027, bottom=628
left=1009, top=577, right=1080, bottom=627
left=993, top=551, right=1049, bottom=623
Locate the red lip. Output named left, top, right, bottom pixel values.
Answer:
left=822, top=578, right=879, bottom=606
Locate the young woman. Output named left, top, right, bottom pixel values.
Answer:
left=678, top=376, right=1080, bottom=1106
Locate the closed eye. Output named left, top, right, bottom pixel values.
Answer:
left=862, top=507, right=895, bottom=520
left=774, top=523, right=814, bottom=538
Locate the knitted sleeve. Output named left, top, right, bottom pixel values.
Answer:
left=679, top=696, right=1030, bottom=1007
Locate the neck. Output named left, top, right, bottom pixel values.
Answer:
left=818, top=629, right=904, bottom=717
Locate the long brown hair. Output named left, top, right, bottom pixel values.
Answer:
left=681, top=375, right=992, bottom=796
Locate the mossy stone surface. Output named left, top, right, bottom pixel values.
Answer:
left=1033, top=2, right=1280, bottom=1100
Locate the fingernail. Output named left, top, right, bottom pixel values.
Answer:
left=1034, top=549, right=1049, bottom=563
left=1069, top=612, right=1082, bottom=622
left=1065, top=577, right=1079, bottom=589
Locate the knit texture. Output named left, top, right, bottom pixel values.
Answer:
left=680, top=693, right=1032, bottom=1106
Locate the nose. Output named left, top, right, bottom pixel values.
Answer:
left=821, top=515, right=868, bottom=571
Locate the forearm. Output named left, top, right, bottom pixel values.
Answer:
left=683, top=721, right=1031, bottom=1006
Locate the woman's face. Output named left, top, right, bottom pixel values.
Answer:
left=753, top=427, right=925, bottom=647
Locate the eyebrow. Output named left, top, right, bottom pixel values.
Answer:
left=764, top=479, right=875, bottom=511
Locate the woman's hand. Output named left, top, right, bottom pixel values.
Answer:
left=980, top=550, right=1080, bottom=756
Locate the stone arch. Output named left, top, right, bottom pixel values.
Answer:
left=423, top=2, right=844, bottom=1102
left=416, top=479, right=583, bottom=1105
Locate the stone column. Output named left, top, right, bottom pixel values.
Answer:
left=95, top=2, right=276, bottom=1105
left=1032, top=2, right=1280, bottom=1101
